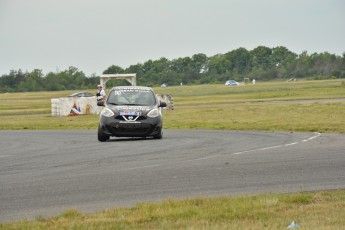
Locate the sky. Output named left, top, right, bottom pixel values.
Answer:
left=1, top=0, right=344, bottom=76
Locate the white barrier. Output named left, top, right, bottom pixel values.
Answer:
left=51, top=94, right=174, bottom=116
left=51, top=97, right=98, bottom=116
left=156, top=94, right=174, bottom=110
left=51, top=98, right=61, bottom=116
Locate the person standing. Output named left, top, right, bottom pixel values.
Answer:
left=96, top=85, right=106, bottom=114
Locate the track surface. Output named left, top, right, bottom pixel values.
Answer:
left=0, top=130, right=344, bottom=222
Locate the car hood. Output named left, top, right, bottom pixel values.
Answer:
left=107, top=105, right=155, bottom=115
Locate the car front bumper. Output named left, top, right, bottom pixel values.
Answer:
left=99, top=116, right=162, bottom=137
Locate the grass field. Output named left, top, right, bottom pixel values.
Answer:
left=1, top=190, right=344, bottom=230
left=1, top=79, right=345, bottom=133
left=1, top=79, right=345, bottom=229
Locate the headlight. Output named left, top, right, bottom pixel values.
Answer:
left=101, top=108, right=114, bottom=117
left=147, top=108, right=159, bottom=118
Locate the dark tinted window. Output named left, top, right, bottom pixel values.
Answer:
left=108, top=88, right=156, bottom=106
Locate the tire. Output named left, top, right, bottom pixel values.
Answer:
left=153, top=130, right=163, bottom=139
left=98, top=126, right=110, bottom=142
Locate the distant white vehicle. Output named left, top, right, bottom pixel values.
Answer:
left=68, top=92, right=94, bottom=97
left=225, top=80, right=239, bottom=86
left=161, top=83, right=167, bottom=87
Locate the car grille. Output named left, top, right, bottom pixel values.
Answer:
left=115, top=115, right=147, bottom=121
left=108, top=123, right=152, bottom=135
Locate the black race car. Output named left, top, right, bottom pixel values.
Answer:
left=97, top=86, right=166, bottom=141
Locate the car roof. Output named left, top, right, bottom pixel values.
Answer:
left=110, top=86, right=153, bottom=91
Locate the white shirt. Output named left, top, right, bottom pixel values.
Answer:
left=97, top=88, right=106, bottom=101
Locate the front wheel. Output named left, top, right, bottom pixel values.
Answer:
left=98, top=126, right=110, bottom=142
left=153, top=130, right=163, bottom=139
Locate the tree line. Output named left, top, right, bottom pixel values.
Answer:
left=1, top=46, right=345, bottom=92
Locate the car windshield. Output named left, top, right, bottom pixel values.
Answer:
left=107, top=88, right=156, bottom=106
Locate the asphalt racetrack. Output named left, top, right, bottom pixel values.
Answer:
left=0, top=130, right=344, bottom=222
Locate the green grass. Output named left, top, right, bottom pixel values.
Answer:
left=1, top=79, right=345, bottom=229
left=164, top=102, right=345, bottom=133
left=1, top=79, right=345, bottom=133
left=1, top=191, right=345, bottom=229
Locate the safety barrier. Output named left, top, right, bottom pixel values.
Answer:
left=156, top=94, right=174, bottom=110
left=51, top=97, right=98, bottom=116
left=51, top=94, right=174, bottom=116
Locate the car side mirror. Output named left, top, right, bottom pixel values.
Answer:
left=97, top=101, right=104, bottom=106
left=159, top=101, right=167, bottom=108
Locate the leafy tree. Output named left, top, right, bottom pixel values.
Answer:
left=251, top=46, right=274, bottom=70
left=225, top=48, right=252, bottom=75
left=191, top=53, right=208, bottom=73
left=170, top=57, right=192, bottom=73
left=1, top=46, right=344, bottom=92
left=18, top=69, right=44, bottom=91
left=103, top=65, right=124, bottom=74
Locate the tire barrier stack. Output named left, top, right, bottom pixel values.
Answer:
left=51, top=94, right=174, bottom=117
left=51, top=97, right=98, bottom=116
left=51, top=98, right=61, bottom=116
left=156, top=94, right=174, bottom=110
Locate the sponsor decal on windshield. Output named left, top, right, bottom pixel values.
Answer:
left=114, top=88, right=151, bottom=95
left=117, top=106, right=150, bottom=111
